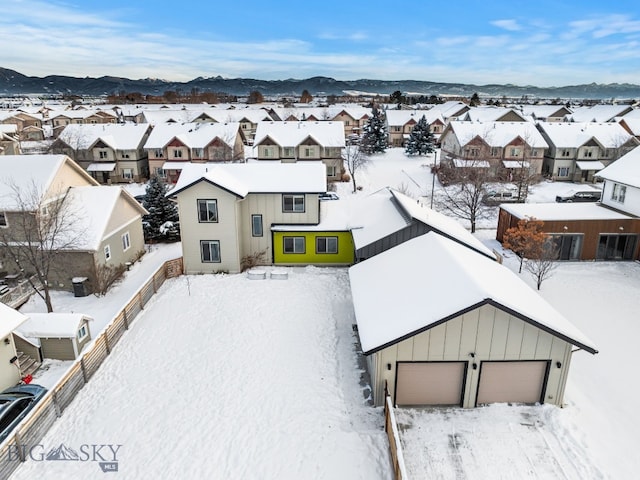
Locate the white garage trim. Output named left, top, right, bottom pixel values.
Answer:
left=395, top=361, right=467, bottom=407
left=476, top=360, right=550, bottom=406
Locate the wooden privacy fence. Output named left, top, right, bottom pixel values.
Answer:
left=384, top=382, right=409, bottom=480
left=0, top=257, right=183, bottom=480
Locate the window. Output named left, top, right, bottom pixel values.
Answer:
left=155, top=167, right=166, bottom=178
left=283, top=147, right=295, bottom=157
left=193, top=148, right=204, bottom=158
left=316, top=236, right=338, bottom=254
left=121, top=232, right=131, bottom=251
left=200, top=240, right=221, bottom=263
left=104, top=244, right=111, bottom=261
left=155, top=149, right=164, bottom=158
left=282, top=195, right=305, bottom=213
left=173, top=149, right=183, bottom=158
left=283, top=237, right=305, bottom=254
left=0, top=213, right=6, bottom=227
left=122, top=168, right=134, bottom=180
left=122, top=152, right=130, bottom=159
left=531, top=149, right=538, bottom=157
left=510, top=148, right=520, bottom=156
left=99, top=150, right=108, bottom=159
left=561, top=149, right=571, bottom=157
left=611, top=183, right=627, bottom=203
left=557, top=167, right=570, bottom=177
left=263, top=147, right=273, bottom=158
left=549, top=234, right=583, bottom=260
left=77, top=324, right=88, bottom=341
left=490, top=147, right=500, bottom=157
left=303, top=147, right=316, bottom=158
left=597, top=234, right=637, bottom=260
left=251, top=214, right=263, bottom=237
left=326, top=165, right=337, bottom=178
left=197, top=199, right=218, bottom=222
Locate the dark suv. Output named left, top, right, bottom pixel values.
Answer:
left=555, top=191, right=602, bottom=203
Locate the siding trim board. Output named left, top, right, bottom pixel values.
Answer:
left=362, top=299, right=598, bottom=356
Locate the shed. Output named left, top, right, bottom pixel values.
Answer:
left=16, top=313, right=93, bottom=361
left=0, top=303, right=28, bottom=390
left=349, top=232, right=597, bottom=408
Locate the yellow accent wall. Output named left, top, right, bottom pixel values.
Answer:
left=273, top=231, right=354, bottom=265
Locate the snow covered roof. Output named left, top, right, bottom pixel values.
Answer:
left=143, top=122, right=242, bottom=150
left=520, top=105, right=572, bottom=119
left=384, top=110, right=444, bottom=126
left=0, top=155, right=77, bottom=210
left=463, top=106, right=529, bottom=123
left=17, top=313, right=92, bottom=339
left=576, top=161, right=605, bottom=171
left=538, top=122, right=634, bottom=148
left=447, top=121, right=548, bottom=148
left=595, top=145, right=640, bottom=187
left=57, top=123, right=150, bottom=150
left=62, top=186, right=146, bottom=251
left=0, top=302, right=28, bottom=338
left=253, top=121, right=346, bottom=148
left=568, top=105, right=632, bottom=123
left=349, top=232, right=597, bottom=355
left=349, top=189, right=412, bottom=248
left=500, top=202, right=632, bottom=221
left=168, top=162, right=327, bottom=199
left=272, top=198, right=351, bottom=231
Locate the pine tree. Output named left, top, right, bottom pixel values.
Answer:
left=405, top=115, right=436, bottom=155
left=141, top=177, right=180, bottom=242
left=360, top=106, right=388, bottom=154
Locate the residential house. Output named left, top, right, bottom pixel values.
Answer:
left=0, top=303, right=28, bottom=389
left=520, top=105, right=572, bottom=123
left=268, top=106, right=371, bottom=139
left=385, top=110, right=446, bottom=147
left=426, top=101, right=470, bottom=122
left=15, top=313, right=93, bottom=361
left=440, top=121, right=549, bottom=176
left=0, top=155, right=147, bottom=292
left=51, top=123, right=152, bottom=183
left=567, top=105, right=634, bottom=123
left=0, top=125, right=21, bottom=155
left=461, top=106, right=530, bottom=123
left=48, top=109, right=118, bottom=137
left=350, top=232, right=597, bottom=408
left=167, top=162, right=355, bottom=273
left=252, top=121, right=345, bottom=181
left=537, top=122, right=639, bottom=181
left=0, top=111, right=45, bottom=141
left=143, top=122, right=246, bottom=183
left=596, top=145, right=640, bottom=218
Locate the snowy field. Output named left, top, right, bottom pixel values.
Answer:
left=10, top=148, right=638, bottom=479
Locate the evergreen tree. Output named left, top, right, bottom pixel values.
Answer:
left=405, top=115, right=436, bottom=156
left=470, top=92, right=481, bottom=107
left=360, top=106, right=388, bottom=154
left=141, top=177, right=180, bottom=242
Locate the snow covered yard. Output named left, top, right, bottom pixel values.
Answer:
left=11, top=268, right=392, bottom=480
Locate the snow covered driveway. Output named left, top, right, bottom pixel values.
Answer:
left=12, top=268, right=392, bottom=480
left=396, top=404, right=604, bottom=479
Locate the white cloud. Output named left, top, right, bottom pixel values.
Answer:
left=491, top=19, right=522, bottom=32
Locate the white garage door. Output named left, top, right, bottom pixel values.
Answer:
left=476, top=361, right=549, bottom=405
left=396, top=362, right=466, bottom=406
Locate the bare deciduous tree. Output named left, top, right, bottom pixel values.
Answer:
left=0, top=181, right=86, bottom=312
left=525, top=240, right=559, bottom=290
left=342, top=145, right=370, bottom=193
left=435, top=159, right=494, bottom=233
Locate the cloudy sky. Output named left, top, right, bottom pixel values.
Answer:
left=2, top=0, right=640, bottom=87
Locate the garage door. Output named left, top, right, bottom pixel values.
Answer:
left=395, top=362, right=466, bottom=406
left=476, top=361, right=549, bottom=405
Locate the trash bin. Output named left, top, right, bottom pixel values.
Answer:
left=72, top=277, right=90, bottom=297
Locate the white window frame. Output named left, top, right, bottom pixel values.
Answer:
left=611, top=183, right=627, bottom=203
left=122, top=168, right=134, bottom=180
left=251, top=214, right=263, bottom=237
left=77, top=324, right=88, bottom=342
left=0, top=212, right=7, bottom=228
left=557, top=167, right=570, bottom=177
left=326, top=165, right=337, bottom=177
left=200, top=240, right=221, bottom=263
left=121, top=232, right=131, bottom=251
left=99, top=150, right=108, bottom=159
left=104, top=244, right=111, bottom=261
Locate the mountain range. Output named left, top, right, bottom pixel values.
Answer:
left=2, top=67, right=640, bottom=100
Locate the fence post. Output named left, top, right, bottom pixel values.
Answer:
left=80, top=357, right=88, bottom=383
left=123, top=309, right=129, bottom=330
left=103, top=333, right=111, bottom=355
left=138, top=291, right=144, bottom=310
left=13, top=433, right=25, bottom=462
left=52, top=390, right=62, bottom=417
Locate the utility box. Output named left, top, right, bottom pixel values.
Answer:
left=72, top=277, right=90, bottom=297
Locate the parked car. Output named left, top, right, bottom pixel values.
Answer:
left=319, top=192, right=340, bottom=201
left=482, top=189, right=523, bottom=206
left=0, top=384, right=48, bottom=442
left=555, top=191, right=602, bottom=203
